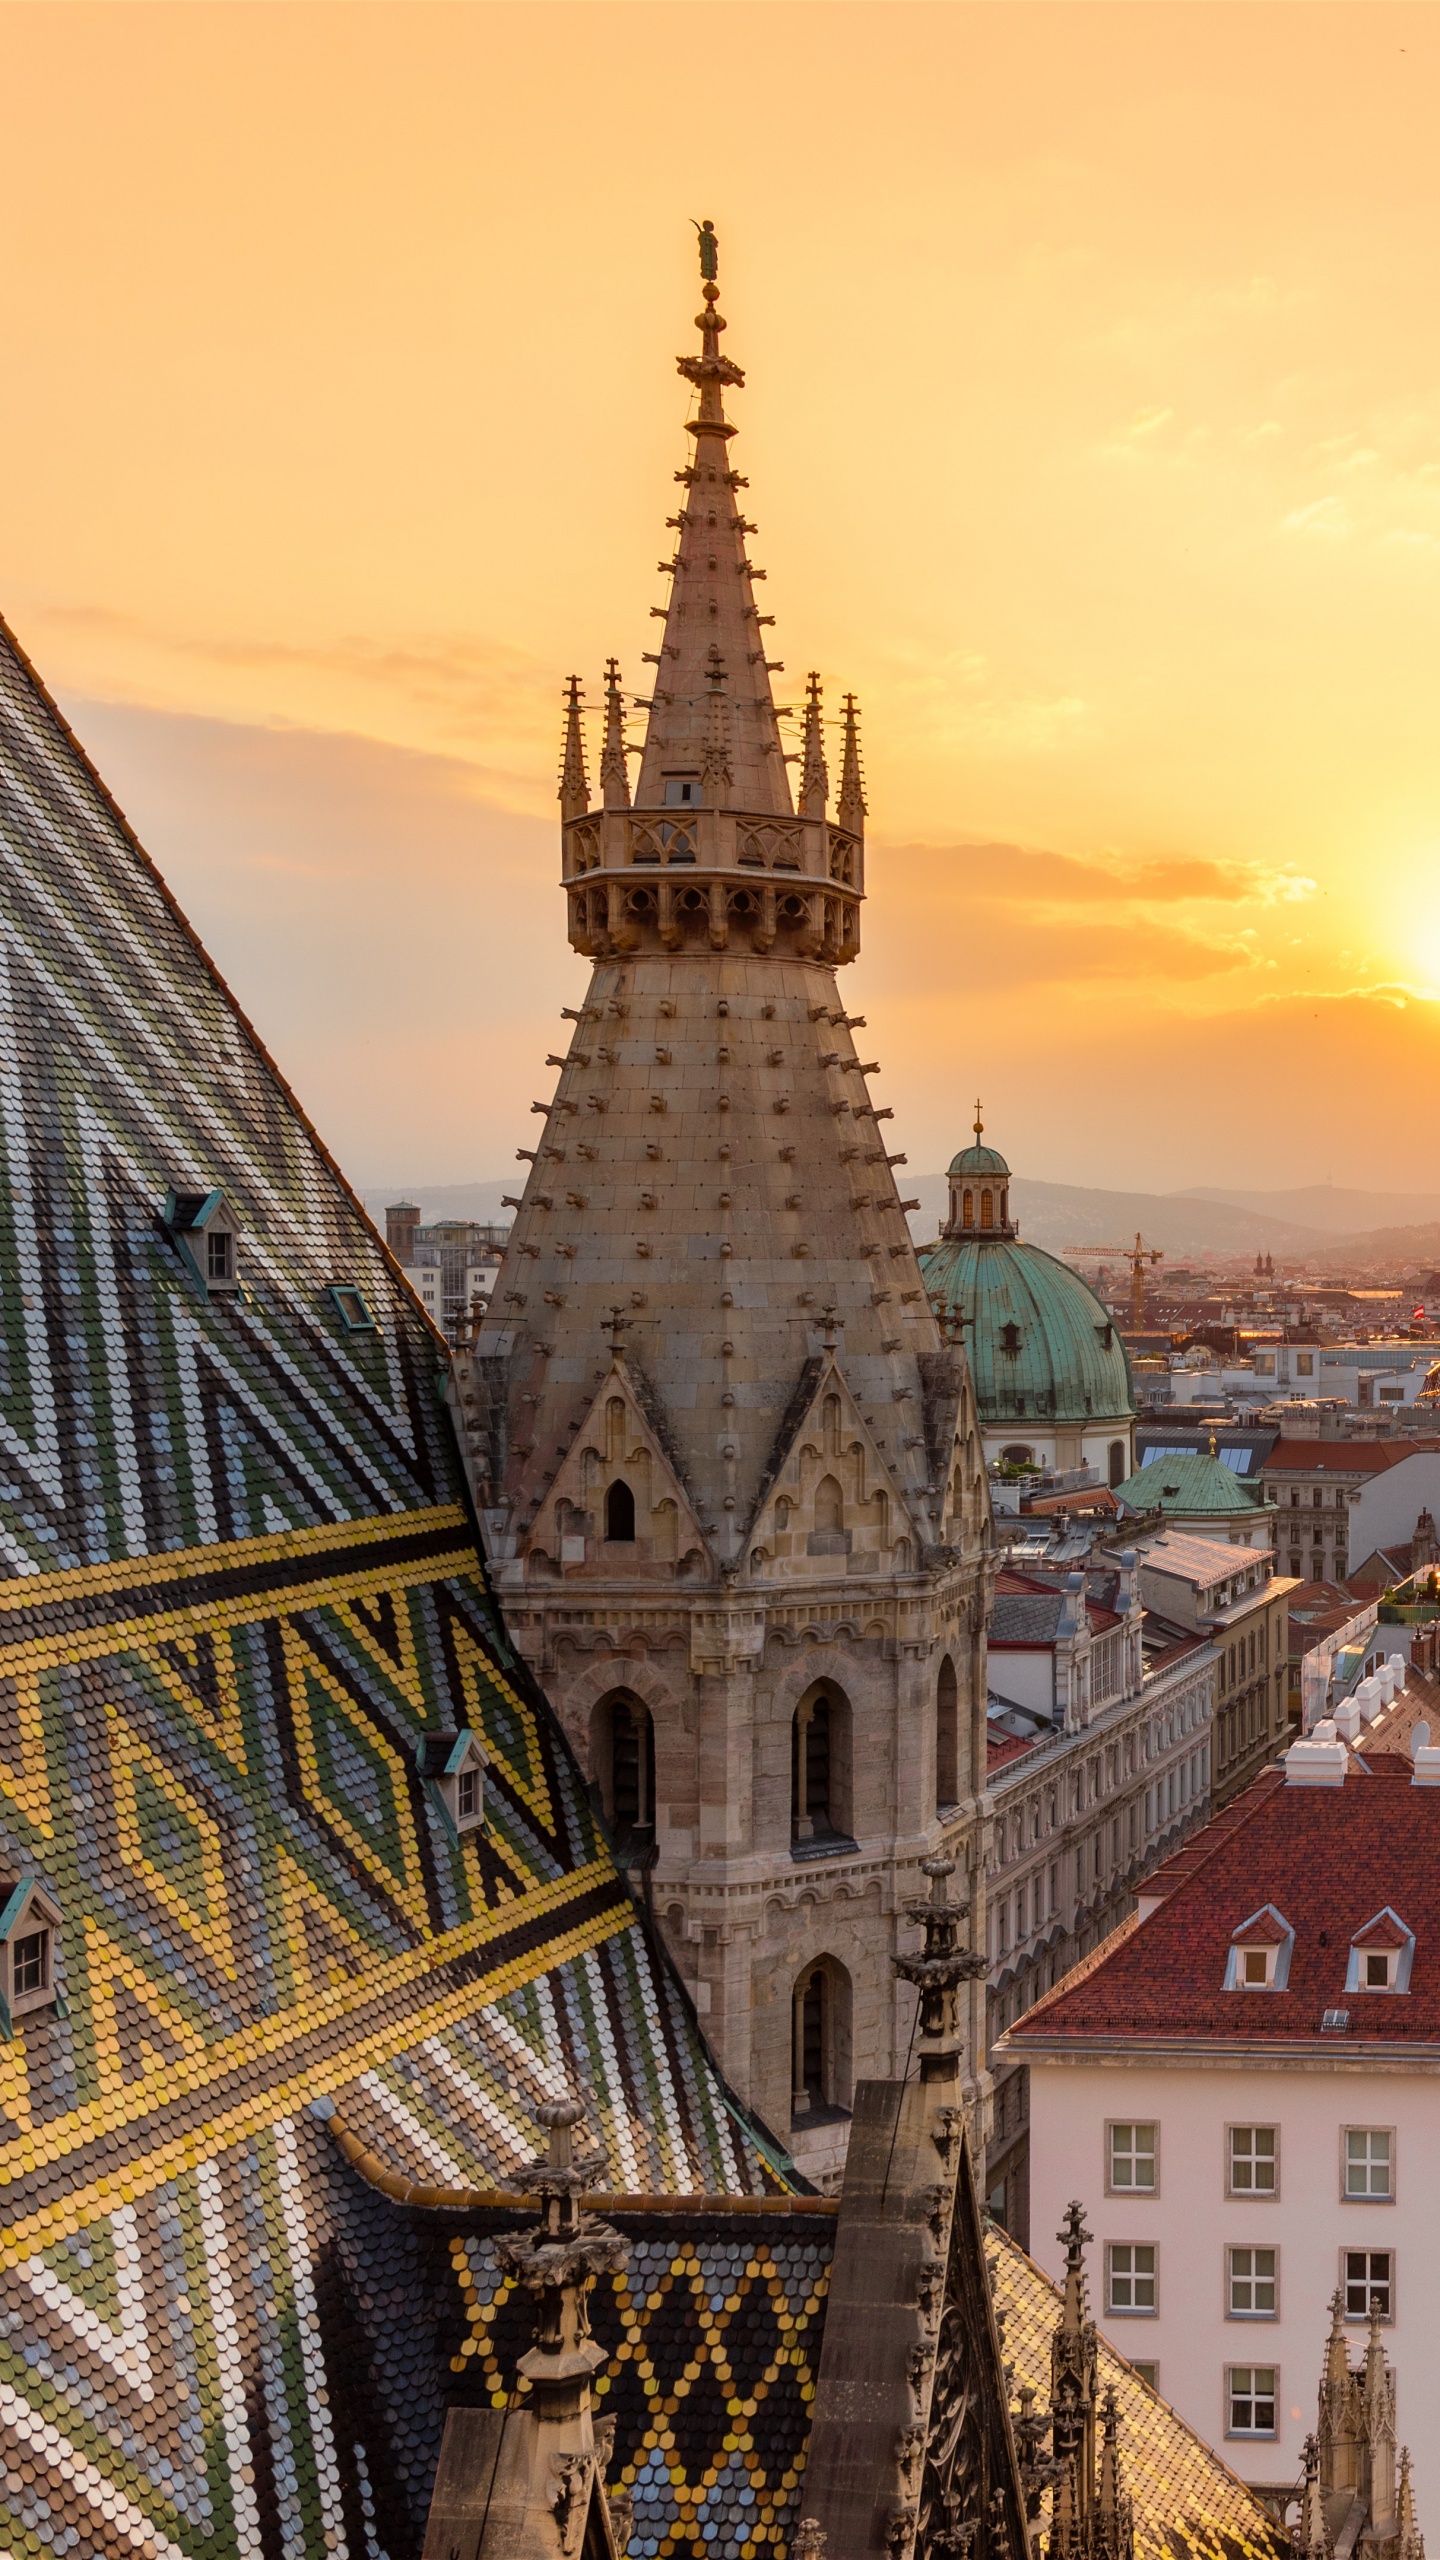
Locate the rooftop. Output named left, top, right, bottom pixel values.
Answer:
left=1137, top=1529, right=1276, bottom=1592
left=1005, top=1754, right=1440, bottom=2053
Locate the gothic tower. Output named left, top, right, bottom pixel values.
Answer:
left=467, top=233, right=993, bottom=2181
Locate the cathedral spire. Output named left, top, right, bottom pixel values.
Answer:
left=798, top=672, right=828, bottom=818
left=600, top=658, right=631, bottom=810
left=836, top=692, right=867, bottom=834
left=634, top=224, right=791, bottom=813
left=558, top=675, right=589, bottom=821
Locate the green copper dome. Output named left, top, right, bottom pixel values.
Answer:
left=1112, top=1450, right=1266, bottom=1520
left=948, top=1139, right=1011, bottom=1180
left=919, top=1229, right=1134, bottom=1428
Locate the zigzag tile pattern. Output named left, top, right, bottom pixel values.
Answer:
left=0, top=617, right=781, bottom=2560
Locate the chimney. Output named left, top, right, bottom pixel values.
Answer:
left=1286, top=1719, right=1347, bottom=1786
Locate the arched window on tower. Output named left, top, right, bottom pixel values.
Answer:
left=981, top=1189, right=994, bottom=1230
left=936, top=1655, right=960, bottom=1812
left=791, top=1686, right=852, bottom=1846
left=962, top=1189, right=975, bottom=1231
left=1108, top=1440, right=1126, bottom=1489
left=605, top=1480, right=636, bottom=1542
left=791, top=1957, right=852, bottom=2124
left=591, top=1691, right=656, bottom=1855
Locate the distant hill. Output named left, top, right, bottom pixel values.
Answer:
left=366, top=1174, right=1436, bottom=1270
left=905, top=1175, right=1322, bottom=1257
left=1176, top=1183, right=1440, bottom=1236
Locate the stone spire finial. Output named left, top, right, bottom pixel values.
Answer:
left=493, top=2094, right=627, bottom=2422
left=1397, top=2447, right=1425, bottom=2560
left=894, top=1853, right=985, bottom=2078
left=836, top=692, right=867, bottom=834
left=1095, top=2387, right=1133, bottom=2560
left=600, top=660, right=631, bottom=811
left=1048, top=2204, right=1099, bottom=2560
left=1299, top=2435, right=1332, bottom=2559
left=798, top=672, right=829, bottom=819
left=559, top=676, right=590, bottom=822
left=633, top=233, right=791, bottom=814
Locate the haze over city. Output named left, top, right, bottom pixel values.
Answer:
left=3, top=3, right=1439, bottom=1194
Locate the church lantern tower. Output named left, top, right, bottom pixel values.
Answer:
left=467, top=230, right=993, bottom=2182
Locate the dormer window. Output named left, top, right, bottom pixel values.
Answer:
left=328, top=1283, right=378, bottom=1334
left=163, top=1189, right=241, bottom=1298
left=1000, top=1322, right=1021, bottom=1357
left=416, top=1731, right=488, bottom=1840
left=1225, top=1905, right=1295, bottom=1991
left=0, top=1879, right=62, bottom=2030
left=1346, top=1909, right=1414, bottom=1996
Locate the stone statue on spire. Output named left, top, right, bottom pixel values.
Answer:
left=694, top=217, right=719, bottom=282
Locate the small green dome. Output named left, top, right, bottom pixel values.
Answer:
left=1113, top=1451, right=1265, bottom=1520
left=948, top=1140, right=1011, bottom=1180
left=918, top=1231, right=1134, bottom=1428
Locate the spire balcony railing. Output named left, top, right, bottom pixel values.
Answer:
left=561, top=806, right=862, bottom=893
left=562, top=805, right=864, bottom=965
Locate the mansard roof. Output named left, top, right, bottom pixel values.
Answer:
left=0, top=609, right=785, bottom=2560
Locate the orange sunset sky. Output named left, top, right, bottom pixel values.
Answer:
left=2, top=0, right=1439, bottom=1196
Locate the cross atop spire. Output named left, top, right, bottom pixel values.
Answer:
left=974, top=1097, right=985, bottom=1144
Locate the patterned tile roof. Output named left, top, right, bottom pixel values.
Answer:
left=0, top=610, right=786, bottom=2560
left=1006, top=1757, right=1440, bottom=2050
left=402, top=2202, right=1284, bottom=2560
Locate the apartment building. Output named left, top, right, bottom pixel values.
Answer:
left=1004, top=1749, right=1440, bottom=2523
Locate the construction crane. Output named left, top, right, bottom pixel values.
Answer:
left=1063, top=1232, right=1165, bottom=1330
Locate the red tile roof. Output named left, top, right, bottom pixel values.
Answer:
left=1263, top=1440, right=1436, bottom=1475
left=1006, top=1757, right=1440, bottom=2051
left=1231, top=1906, right=1290, bottom=1946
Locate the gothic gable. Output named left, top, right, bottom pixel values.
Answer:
left=524, top=1353, right=712, bottom=1579
left=743, top=1355, right=928, bottom=1579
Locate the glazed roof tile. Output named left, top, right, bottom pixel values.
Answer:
left=0, top=607, right=786, bottom=2560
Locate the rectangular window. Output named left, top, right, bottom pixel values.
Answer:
left=206, top=1229, right=233, bottom=1283
left=11, top=1930, right=48, bottom=1997
left=1227, top=2367, right=1278, bottom=2437
left=1344, top=2250, right=1392, bottom=2321
left=1049, top=1862, right=1058, bottom=1914
left=1106, top=2243, right=1157, bottom=2314
left=457, top=1768, right=479, bottom=1821
left=1229, top=2126, right=1278, bottom=2195
left=1344, top=2129, right=1393, bottom=2200
left=1130, top=2361, right=1160, bottom=2392
left=1228, top=2247, right=1278, bottom=2317
left=1108, top=2123, right=1157, bottom=2193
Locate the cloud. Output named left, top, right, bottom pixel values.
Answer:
left=1282, top=496, right=1352, bottom=537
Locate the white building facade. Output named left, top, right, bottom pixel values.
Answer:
left=1004, top=1750, right=1440, bottom=2520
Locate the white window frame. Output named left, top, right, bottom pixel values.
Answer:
left=1106, top=2121, right=1158, bottom=2196
left=1342, top=2246, right=1394, bottom=2323
left=1342, top=2127, right=1395, bottom=2203
left=1227, top=2124, right=1279, bottom=2199
left=1226, top=2244, right=1278, bottom=2320
left=1226, top=2365, right=1279, bottom=2439
left=1105, top=2242, right=1157, bottom=2317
